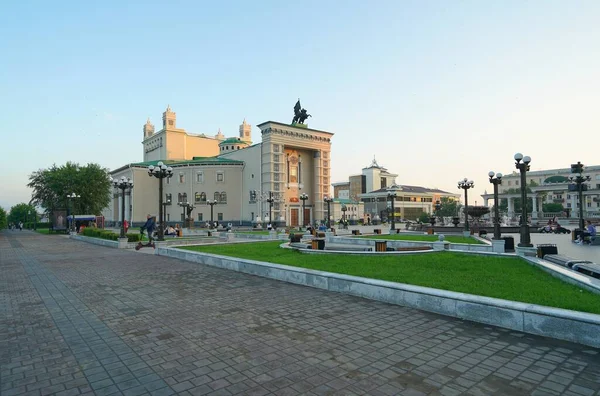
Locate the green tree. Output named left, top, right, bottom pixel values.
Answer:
left=543, top=203, right=564, bottom=213
left=8, top=203, right=36, bottom=225
left=417, top=212, right=431, bottom=223
left=0, top=207, right=7, bottom=229
left=28, top=162, right=111, bottom=215
left=435, top=196, right=463, bottom=217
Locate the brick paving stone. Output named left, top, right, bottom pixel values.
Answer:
left=2, top=231, right=600, bottom=396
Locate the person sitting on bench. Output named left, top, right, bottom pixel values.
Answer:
left=165, top=225, right=176, bottom=236
left=586, top=220, right=596, bottom=243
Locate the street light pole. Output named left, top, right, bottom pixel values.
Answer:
left=300, top=193, right=309, bottom=228
left=488, top=171, right=503, bottom=240
left=387, top=190, right=396, bottom=231
left=66, top=192, right=80, bottom=233
left=148, top=161, right=173, bottom=241
left=324, top=196, right=333, bottom=228
left=457, top=178, right=474, bottom=232
left=178, top=201, right=186, bottom=223
left=112, top=176, right=134, bottom=238
left=208, top=200, right=218, bottom=228
left=514, top=153, right=532, bottom=247
left=569, top=161, right=591, bottom=231
left=266, top=191, right=274, bottom=226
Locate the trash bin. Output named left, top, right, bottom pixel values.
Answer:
left=311, top=239, right=325, bottom=250
left=501, top=236, right=515, bottom=251
left=375, top=241, right=387, bottom=252
left=537, top=244, right=558, bottom=258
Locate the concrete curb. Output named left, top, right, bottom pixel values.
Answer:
left=157, top=245, right=600, bottom=348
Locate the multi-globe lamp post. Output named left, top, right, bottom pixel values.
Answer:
left=66, top=192, right=80, bottom=233
left=514, top=153, right=532, bottom=247
left=299, top=193, right=309, bottom=227
left=387, top=190, right=396, bottom=231
left=324, top=196, right=334, bottom=228
left=266, top=191, right=275, bottom=226
left=148, top=161, right=173, bottom=241
left=112, top=176, right=134, bottom=238
left=207, top=200, right=218, bottom=228
left=569, top=161, right=591, bottom=231
left=457, top=178, right=474, bottom=233
left=488, top=171, right=503, bottom=240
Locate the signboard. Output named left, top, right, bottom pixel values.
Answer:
left=51, top=210, right=68, bottom=231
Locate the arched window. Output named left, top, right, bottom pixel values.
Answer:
left=220, top=192, right=227, bottom=204
left=195, top=192, right=201, bottom=203
left=200, top=192, right=206, bottom=202
left=214, top=192, right=220, bottom=202
left=181, top=193, right=188, bottom=203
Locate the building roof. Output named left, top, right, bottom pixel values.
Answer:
left=219, top=137, right=249, bottom=145
left=111, top=157, right=244, bottom=173
left=256, top=121, right=334, bottom=135
left=367, top=185, right=455, bottom=195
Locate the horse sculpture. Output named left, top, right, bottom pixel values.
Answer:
left=292, top=100, right=311, bottom=124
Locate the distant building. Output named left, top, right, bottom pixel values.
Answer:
left=481, top=164, right=600, bottom=220
left=332, top=157, right=459, bottom=222
left=106, top=106, right=334, bottom=227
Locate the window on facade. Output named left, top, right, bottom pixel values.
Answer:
left=166, top=193, right=172, bottom=204
left=274, top=163, right=280, bottom=173
left=273, top=154, right=280, bottom=162
left=323, top=160, right=328, bottom=167
left=290, top=167, right=298, bottom=183
left=249, top=190, right=257, bottom=202
left=177, top=193, right=188, bottom=203
left=380, top=177, right=387, bottom=188
left=273, top=144, right=279, bottom=152
left=220, top=192, right=227, bottom=203
left=515, top=180, right=519, bottom=186
left=195, top=192, right=201, bottom=203
left=214, top=192, right=220, bottom=202
left=216, top=172, right=224, bottom=182
left=198, top=213, right=203, bottom=221
left=179, top=174, right=185, bottom=183
left=199, top=192, right=206, bottom=202
left=196, top=172, right=204, bottom=183
left=274, top=183, right=280, bottom=191
left=274, top=173, right=279, bottom=181
left=323, top=152, right=329, bottom=159
left=217, top=213, right=223, bottom=221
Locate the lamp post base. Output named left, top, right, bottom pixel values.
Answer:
left=518, top=224, right=532, bottom=248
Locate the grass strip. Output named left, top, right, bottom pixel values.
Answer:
left=359, top=234, right=484, bottom=244
left=179, top=241, right=600, bottom=314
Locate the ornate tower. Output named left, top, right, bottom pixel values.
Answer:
left=215, top=128, right=225, bottom=141
left=143, top=118, right=155, bottom=139
left=239, top=118, right=252, bottom=143
left=162, top=105, right=176, bottom=130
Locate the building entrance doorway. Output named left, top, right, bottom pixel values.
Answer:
left=304, top=208, right=311, bottom=226
left=290, top=208, right=299, bottom=227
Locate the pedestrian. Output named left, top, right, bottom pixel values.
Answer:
left=124, top=219, right=129, bottom=234
left=19, top=221, right=23, bottom=231
left=141, top=214, right=156, bottom=244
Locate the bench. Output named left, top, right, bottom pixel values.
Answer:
left=571, top=263, right=600, bottom=279
left=543, top=254, right=592, bottom=269
left=396, top=246, right=431, bottom=252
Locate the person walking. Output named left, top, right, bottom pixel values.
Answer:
left=19, top=221, right=23, bottom=231
left=138, top=214, right=156, bottom=249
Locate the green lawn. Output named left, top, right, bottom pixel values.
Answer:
left=179, top=241, right=600, bottom=314
left=235, top=231, right=271, bottom=235
left=359, top=234, right=484, bottom=244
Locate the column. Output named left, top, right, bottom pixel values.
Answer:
left=532, top=194, right=538, bottom=219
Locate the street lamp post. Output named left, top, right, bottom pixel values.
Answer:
left=457, top=178, right=474, bottom=232
left=569, top=161, right=591, bottom=231
left=341, top=205, right=347, bottom=224
left=266, top=191, right=274, bottom=226
left=324, top=196, right=333, bottom=228
left=514, top=153, right=532, bottom=247
left=161, top=199, right=171, bottom=226
left=387, top=191, right=396, bottom=230
left=148, top=161, right=173, bottom=241
left=488, top=171, right=503, bottom=240
left=299, top=193, right=309, bottom=228
left=178, top=201, right=186, bottom=223
left=112, top=176, right=134, bottom=238
left=66, top=192, right=81, bottom=233
left=207, top=200, right=218, bottom=228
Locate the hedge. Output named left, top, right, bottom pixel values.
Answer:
left=81, top=228, right=142, bottom=242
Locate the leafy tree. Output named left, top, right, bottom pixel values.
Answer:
left=417, top=212, right=431, bottom=223
left=435, top=196, right=463, bottom=217
left=8, top=203, right=36, bottom=225
left=0, top=207, right=7, bottom=229
left=28, top=162, right=111, bottom=215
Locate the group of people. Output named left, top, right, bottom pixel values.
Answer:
left=9, top=222, right=23, bottom=230
left=541, top=217, right=569, bottom=234
left=164, top=224, right=183, bottom=237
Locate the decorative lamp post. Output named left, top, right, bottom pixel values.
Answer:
left=161, top=199, right=171, bottom=226
left=341, top=204, right=347, bottom=224
left=569, top=161, right=591, bottom=231
left=387, top=190, right=396, bottom=230
left=488, top=171, right=503, bottom=240
left=434, top=200, right=442, bottom=225
left=514, top=153, right=532, bottom=247
left=266, top=191, right=275, bottom=225
left=148, top=161, right=173, bottom=241
left=324, top=196, right=334, bottom=228
left=178, top=201, right=187, bottom=223
left=457, top=178, right=474, bottom=232
left=299, top=193, right=309, bottom=227
left=207, top=200, right=218, bottom=228
left=66, top=192, right=81, bottom=233
left=112, top=176, right=134, bottom=238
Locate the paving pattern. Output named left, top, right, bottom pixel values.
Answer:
left=1, top=231, right=600, bottom=396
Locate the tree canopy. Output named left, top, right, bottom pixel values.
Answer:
left=28, top=162, right=112, bottom=215
left=0, top=207, right=7, bottom=229
left=435, top=196, right=463, bottom=217
left=8, top=203, right=36, bottom=225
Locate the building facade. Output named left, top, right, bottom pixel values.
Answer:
left=105, top=107, right=334, bottom=227
left=481, top=164, right=600, bottom=221
left=332, top=158, right=459, bottom=222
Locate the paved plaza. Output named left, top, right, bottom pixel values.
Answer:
left=1, top=231, right=600, bottom=396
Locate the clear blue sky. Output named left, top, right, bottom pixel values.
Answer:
left=1, top=0, right=599, bottom=210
